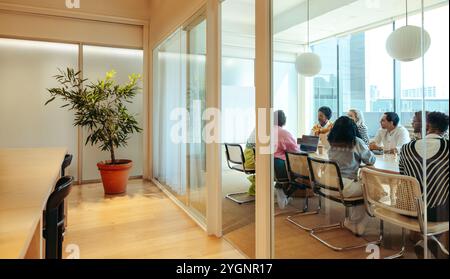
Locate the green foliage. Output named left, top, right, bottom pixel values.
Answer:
left=46, top=68, right=142, bottom=164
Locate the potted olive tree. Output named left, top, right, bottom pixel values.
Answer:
left=46, top=68, right=142, bottom=195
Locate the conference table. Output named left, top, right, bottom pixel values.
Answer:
left=0, top=148, right=67, bottom=259
left=312, top=152, right=400, bottom=173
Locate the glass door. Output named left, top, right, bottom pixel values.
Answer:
left=186, top=19, right=207, bottom=218
left=153, top=13, right=207, bottom=221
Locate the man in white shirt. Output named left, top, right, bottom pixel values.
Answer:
left=369, top=112, right=410, bottom=154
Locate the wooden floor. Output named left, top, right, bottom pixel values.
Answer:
left=221, top=170, right=442, bottom=259
left=63, top=180, right=244, bottom=259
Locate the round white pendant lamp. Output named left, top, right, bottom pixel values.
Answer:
left=296, top=53, right=322, bottom=77
left=386, top=0, right=431, bottom=62
left=295, top=0, right=322, bottom=77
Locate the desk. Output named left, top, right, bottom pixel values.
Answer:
left=0, top=148, right=66, bottom=259
left=312, top=153, right=400, bottom=173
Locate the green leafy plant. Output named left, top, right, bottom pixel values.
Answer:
left=46, top=68, right=142, bottom=164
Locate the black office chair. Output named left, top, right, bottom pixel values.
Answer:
left=59, top=154, right=73, bottom=234
left=273, top=158, right=291, bottom=194
left=44, top=176, right=74, bottom=259
left=61, top=154, right=73, bottom=177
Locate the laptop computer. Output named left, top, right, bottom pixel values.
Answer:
left=299, top=135, right=320, bottom=153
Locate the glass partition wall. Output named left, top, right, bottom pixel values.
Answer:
left=152, top=15, right=207, bottom=220
left=220, top=0, right=257, bottom=258
left=271, top=0, right=449, bottom=259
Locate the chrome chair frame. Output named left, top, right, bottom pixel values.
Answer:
left=285, top=152, right=321, bottom=231
left=307, top=157, right=381, bottom=251
left=224, top=143, right=256, bottom=204
left=361, top=168, right=449, bottom=259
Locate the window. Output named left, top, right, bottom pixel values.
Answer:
left=399, top=5, right=450, bottom=125
left=311, top=38, right=338, bottom=124
left=339, top=24, right=394, bottom=137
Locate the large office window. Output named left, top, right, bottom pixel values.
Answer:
left=399, top=5, right=449, bottom=125
left=339, top=24, right=395, bottom=137
left=311, top=38, right=338, bottom=123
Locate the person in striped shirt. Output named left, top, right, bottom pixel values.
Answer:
left=399, top=111, right=449, bottom=258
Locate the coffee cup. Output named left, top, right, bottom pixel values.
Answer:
left=317, top=145, right=324, bottom=155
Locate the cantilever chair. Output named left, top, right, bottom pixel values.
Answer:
left=307, top=157, right=381, bottom=251
left=224, top=143, right=256, bottom=204
left=361, top=168, right=449, bottom=259
left=285, top=152, right=321, bottom=231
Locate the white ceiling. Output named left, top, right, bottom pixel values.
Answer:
left=275, top=0, right=448, bottom=45
left=221, top=0, right=448, bottom=52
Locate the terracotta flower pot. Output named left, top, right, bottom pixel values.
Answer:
left=97, top=160, right=133, bottom=195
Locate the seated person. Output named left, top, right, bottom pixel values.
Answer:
left=399, top=112, right=449, bottom=258
left=273, top=110, right=300, bottom=209
left=347, top=108, right=370, bottom=146
left=328, top=116, right=376, bottom=236
left=412, top=111, right=449, bottom=141
left=312, top=106, right=334, bottom=149
left=244, top=129, right=256, bottom=196
left=369, top=112, right=410, bottom=154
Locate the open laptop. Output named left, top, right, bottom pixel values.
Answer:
left=298, top=135, right=320, bottom=153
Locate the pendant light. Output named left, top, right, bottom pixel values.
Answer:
left=295, top=0, right=322, bottom=77
left=386, top=0, right=431, bottom=62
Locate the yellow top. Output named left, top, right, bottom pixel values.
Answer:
left=0, top=148, right=66, bottom=259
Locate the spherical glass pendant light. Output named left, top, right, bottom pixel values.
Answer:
left=386, top=0, right=431, bottom=62
left=295, top=0, right=322, bottom=77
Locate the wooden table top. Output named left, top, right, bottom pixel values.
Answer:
left=0, top=148, right=66, bottom=259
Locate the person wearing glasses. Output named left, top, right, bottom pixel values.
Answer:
left=347, top=109, right=370, bottom=146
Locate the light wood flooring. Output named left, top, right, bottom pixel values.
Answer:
left=63, top=180, right=244, bottom=259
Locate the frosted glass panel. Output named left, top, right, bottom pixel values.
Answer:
left=153, top=29, right=188, bottom=205
left=221, top=57, right=256, bottom=143
left=82, top=46, right=144, bottom=181
left=273, top=61, right=298, bottom=137
left=0, top=38, right=79, bottom=179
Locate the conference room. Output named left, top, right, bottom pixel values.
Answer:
left=216, top=0, right=449, bottom=259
